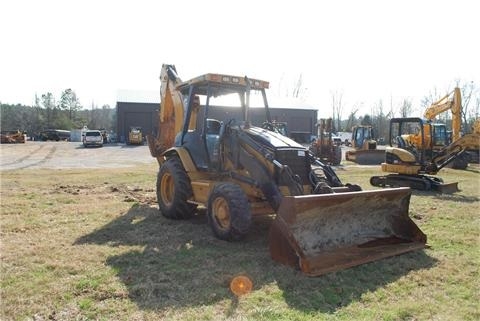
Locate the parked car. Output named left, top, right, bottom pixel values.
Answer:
left=39, top=129, right=71, bottom=141
left=331, top=135, right=342, bottom=145
left=83, top=130, right=103, bottom=147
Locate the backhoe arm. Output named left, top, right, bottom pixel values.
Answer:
left=432, top=132, right=480, bottom=170
left=147, top=64, right=185, bottom=161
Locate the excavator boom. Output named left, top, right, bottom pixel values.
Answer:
left=424, top=87, right=462, bottom=143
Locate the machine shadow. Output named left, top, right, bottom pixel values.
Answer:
left=120, top=144, right=146, bottom=148
left=463, top=165, right=480, bottom=174
left=75, top=145, right=103, bottom=149
left=75, top=204, right=437, bottom=314
left=411, top=189, right=480, bottom=203
left=431, top=193, right=480, bottom=203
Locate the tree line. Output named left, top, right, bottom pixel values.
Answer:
left=0, top=89, right=115, bottom=137
left=2, top=82, right=479, bottom=141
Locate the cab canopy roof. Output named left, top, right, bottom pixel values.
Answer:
left=176, top=73, right=269, bottom=97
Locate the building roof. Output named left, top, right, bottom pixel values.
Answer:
left=116, top=89, right=160, bottom=104
left=116, top=89, right=317, bottom=112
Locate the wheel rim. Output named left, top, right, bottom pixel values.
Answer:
left=160, top=172, right=174, bottom=206
left=212, top=197, right=230, bottom=230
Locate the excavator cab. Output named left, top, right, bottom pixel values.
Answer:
left=148, top=64, right=427, bottom=276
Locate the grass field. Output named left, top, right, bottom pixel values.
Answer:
left=1, top=164, right=479, bottom=321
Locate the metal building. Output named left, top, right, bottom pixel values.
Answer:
left=207, top=106, right=318, bottom=143
left=116, top=90, right=317, bottom=143
left=116, top=90, right=159, bottom=143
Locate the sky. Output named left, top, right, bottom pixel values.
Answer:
left=1, top=0, right=479, bottom=119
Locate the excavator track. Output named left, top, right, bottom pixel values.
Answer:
left=370, top=174, right=458, bottom=193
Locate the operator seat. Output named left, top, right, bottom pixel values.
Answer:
left=396, top=136, right=407, bottom=148
left=206, top=119, right=221, bottom=135
left=206, top=119, right=222, bottom=168
left=387, top=136, right=417, bottom=163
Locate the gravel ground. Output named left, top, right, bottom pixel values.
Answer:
left=0, top=141, right=156, bottom=171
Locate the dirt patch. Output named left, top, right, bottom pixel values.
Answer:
left=53, top=182, right=157, bottom=204
left=0, top=141, right=155, bottom=171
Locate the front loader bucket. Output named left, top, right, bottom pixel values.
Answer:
left=269, top=187, right=426, bottom=276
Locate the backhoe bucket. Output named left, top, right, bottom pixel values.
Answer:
left=269, top=187, right=426, bottom=276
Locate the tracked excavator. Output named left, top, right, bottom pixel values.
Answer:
left=370, top=117, right=480, bottom=193
left=147, top=64, right=426, bottom=276
left=423, top=87, right=469, bottom=169
left=371, top=88, right=480, bottom=192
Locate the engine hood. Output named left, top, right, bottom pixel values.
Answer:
left=242, top=125, right=306, bottom=150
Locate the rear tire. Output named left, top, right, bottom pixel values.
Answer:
left=207, top=183, right=251, bottom=241
left=157, top=157, right=196, bottom=219
left=332, top=145, right=342, bottom=165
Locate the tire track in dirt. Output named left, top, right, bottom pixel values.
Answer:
left=1, top=142, right=155, bottom=171
left=1, top=144, right=45, bottom=166
left=6, top=146, right=57, bottom=170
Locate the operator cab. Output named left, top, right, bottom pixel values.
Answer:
left=174, top=73, right=273, bottom=170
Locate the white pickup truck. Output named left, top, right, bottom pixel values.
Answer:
left=83, top=130, right=103, bottom=147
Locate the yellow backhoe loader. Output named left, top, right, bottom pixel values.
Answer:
left=345, top=125, right=385, bottom=164
left=309, top=118, right=342, bottom=165
left=147, top=64, right=426, bottom=276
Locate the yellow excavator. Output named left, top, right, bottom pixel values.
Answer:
left=371, top=88, right=480, bottom=192
left=423, top=87, right=470, bottom=169
left=345, top=125, right=385, bottom=164
left=471, top=119, right=480, bottom=162
left=370, top=117, right=480, bottom=192
left=147, top=64, right=426, bottom=276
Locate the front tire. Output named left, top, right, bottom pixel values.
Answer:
left=207, top=183, right=251, bottom=241
left=157, top=157, right=196, bottom=219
